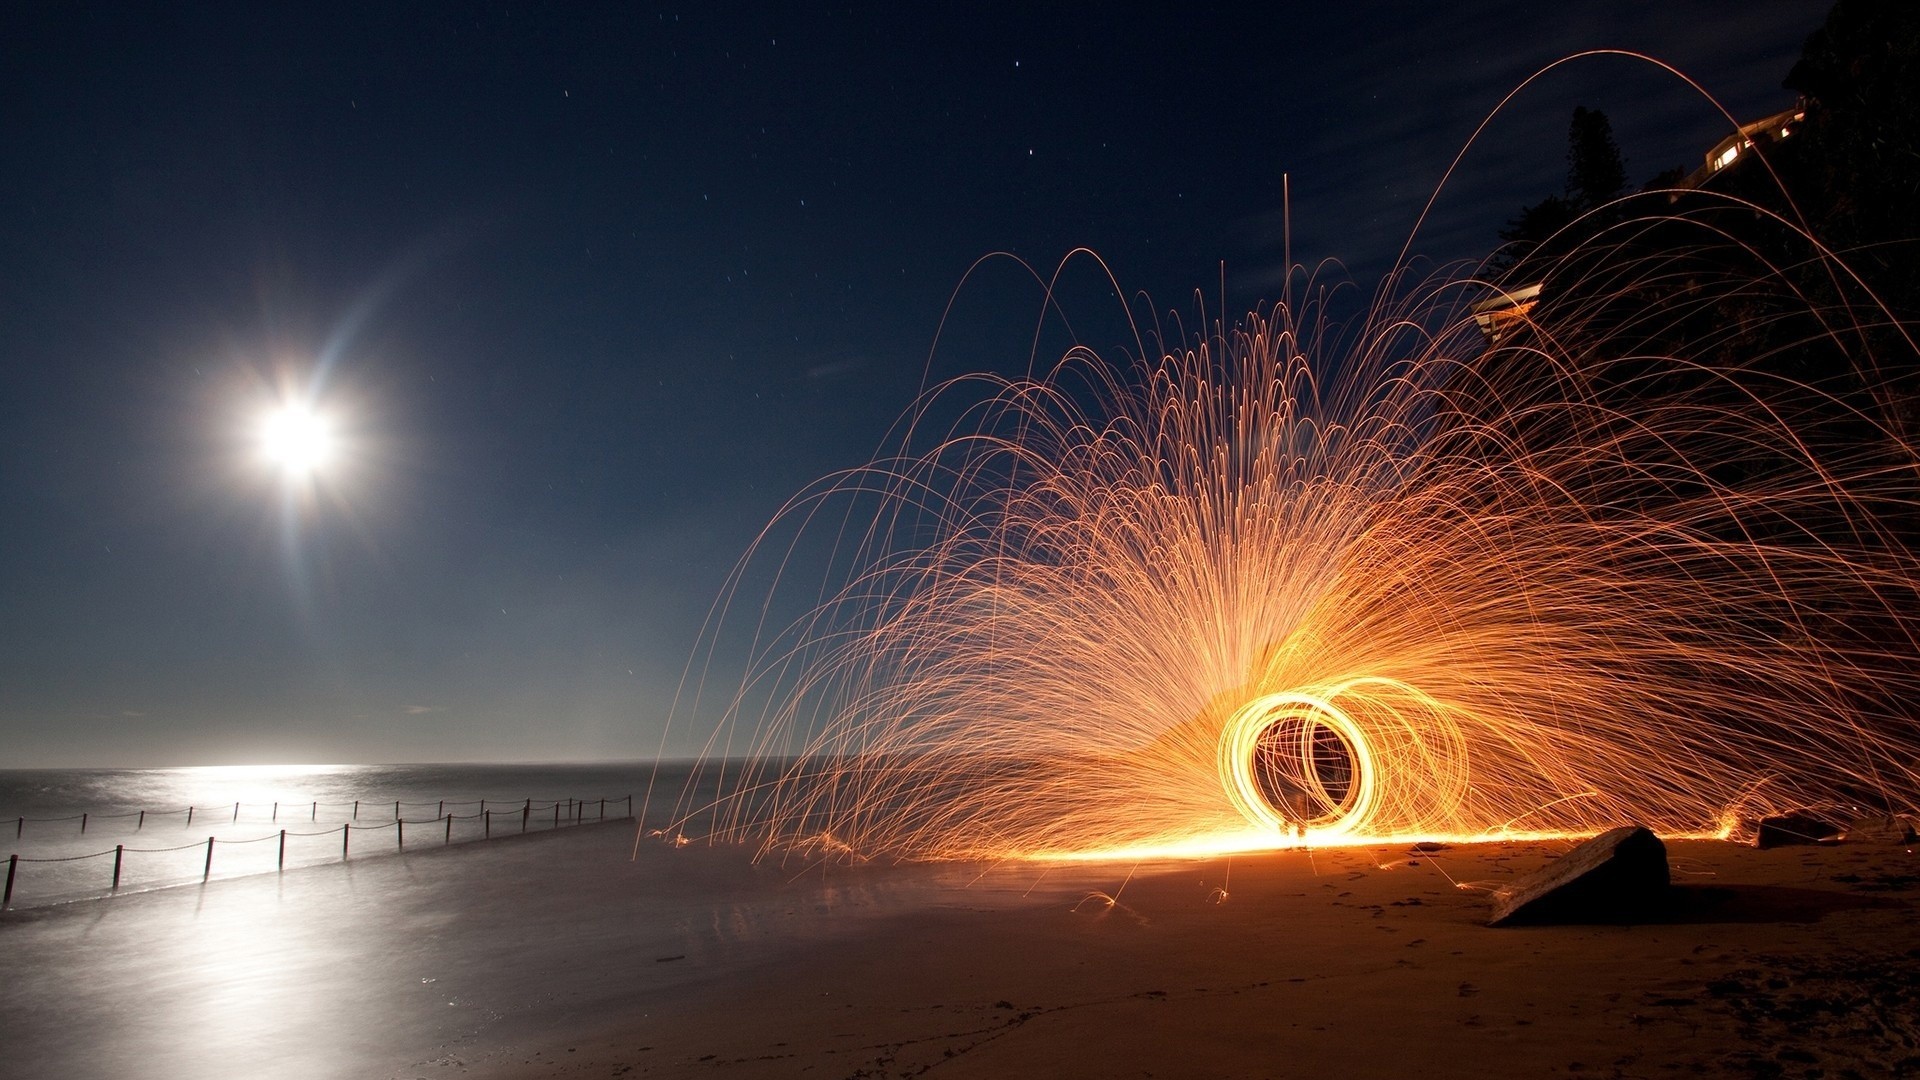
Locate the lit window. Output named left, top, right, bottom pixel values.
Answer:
left=1715, top=144, right=1739, bottom=170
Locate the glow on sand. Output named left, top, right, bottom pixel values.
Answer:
left=661, top=159, right=1920, bottom=867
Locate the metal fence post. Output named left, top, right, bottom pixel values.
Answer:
left=0, top=791, right=624, bottom=909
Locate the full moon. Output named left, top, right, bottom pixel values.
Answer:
left=259, top=404, right=335, bottom=474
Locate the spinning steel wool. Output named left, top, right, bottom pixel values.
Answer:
left=663, top=125, right=1920, bottom=862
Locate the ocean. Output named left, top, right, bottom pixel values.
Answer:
left=0, top=761, right=706, bottom=907
left=0, top=760, right=1108, bottom=1078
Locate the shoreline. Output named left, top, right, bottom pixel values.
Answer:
left=2, top=825, right=1913, bottom=1079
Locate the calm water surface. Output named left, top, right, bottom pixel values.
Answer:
left=0, top=761, right=707, bottom=905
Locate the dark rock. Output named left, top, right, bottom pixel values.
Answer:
left=1844, top=814, right=1917, bottom=845
left=1754, top=813, right=1843, bottom=848
left=1488, top=825, right=1670, bottom=926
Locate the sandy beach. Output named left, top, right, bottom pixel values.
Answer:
left=473, top=835, right=1920, bottom=1080
left=5, top=820, right=1914, bottom=1079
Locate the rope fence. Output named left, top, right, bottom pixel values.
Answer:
left=3, top=794, right=633, bottom=909
left=9, top=794, right=632, bottom=838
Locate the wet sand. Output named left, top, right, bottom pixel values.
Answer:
left=3, top=822, right=1915, bottom=1079
left=473, top=836, right=1920, bottom=1080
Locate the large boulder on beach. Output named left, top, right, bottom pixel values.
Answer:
left=1488, top=826, right=1670, bottom=927
left=1844, top=814, right=1917, bottom=845
left=1754, top=812, right=1843, bottom=848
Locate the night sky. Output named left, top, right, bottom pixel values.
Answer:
left=1, top=2, right=1827, bottom=767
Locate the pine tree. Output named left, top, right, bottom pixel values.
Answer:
left=1566, top=106, right=1627, bottom=209
left=1490, top=107, right=1626, bottom=274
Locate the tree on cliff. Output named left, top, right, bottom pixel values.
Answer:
left=1782, top=0, right=1920, bottom=317
left=1491, top=107, right=1629, bottom=273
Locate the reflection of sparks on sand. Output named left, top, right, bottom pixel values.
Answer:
left=664, top=151, right=1920, bottom=866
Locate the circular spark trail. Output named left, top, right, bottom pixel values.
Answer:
left=666, top=195, right=1920, bottom=863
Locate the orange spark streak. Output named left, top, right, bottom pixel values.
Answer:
left=659, top=85, right=1920, bottom=865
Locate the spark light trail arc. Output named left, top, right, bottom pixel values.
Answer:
left=662, top=136, right=1920, bottom=867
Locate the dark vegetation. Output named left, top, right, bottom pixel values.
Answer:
left=1471, top=1, right=1920, bottom=755
left=1484, top=0, right=1919, bottom=477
